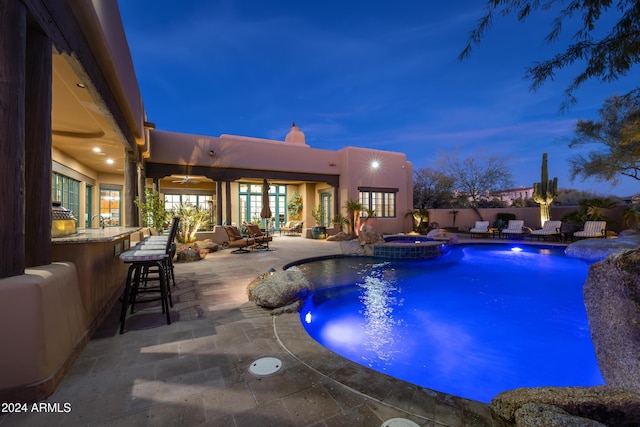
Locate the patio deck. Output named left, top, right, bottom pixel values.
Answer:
left=1, top=235, right=506, bottom=427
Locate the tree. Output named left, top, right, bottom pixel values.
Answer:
left=413, top=167, right=456, bottom=209
left=569, top=93, right=640, bottom=184
left=460, top=1, right=640, bottom=109
left=134, top=188, right=168, bottom=232
left=343, top=199, right=363, bottom=236
left=437, top=150, right=514, bottom=217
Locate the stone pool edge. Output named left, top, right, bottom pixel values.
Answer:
left=272, top=312, right=496, bottom=426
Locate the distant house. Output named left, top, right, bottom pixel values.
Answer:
left=490, top=186, right=534, bottom=206
left=454, top=186, right=534, bottom=206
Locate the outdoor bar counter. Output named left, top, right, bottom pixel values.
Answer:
left=52, top=226, right=141, bottom=330
left=0, top=227, right=140, bottom=402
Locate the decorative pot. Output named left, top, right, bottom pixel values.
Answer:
left=311, top=226, right=327, bottom=239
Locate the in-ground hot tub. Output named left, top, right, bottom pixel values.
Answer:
left=373, top=235, right=449, bottom=259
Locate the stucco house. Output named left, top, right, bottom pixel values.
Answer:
left=0, top=1, right=413, bottom=401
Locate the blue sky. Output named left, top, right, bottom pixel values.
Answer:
left=118, top=1, right=638, bottom=197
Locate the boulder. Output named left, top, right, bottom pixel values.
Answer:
left=175, top=247, right=202, bottom=263
left=583, top=249, right=640, bottom=394
left=246, top=269, right=313, bottom=311
left=514, top=403, right=606, bottom=427
left=327, top=232, right=352, bottom=241
left=194, top=239, right=219, bottom=255
left=358, top=229, right=385, bottom=245
left=491, top=386, right=640, bottom=426
left=565, top=234, right=640, bottom=263
left=340, top=239, right=365, bottom=255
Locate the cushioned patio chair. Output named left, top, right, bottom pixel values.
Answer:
left=501, top=220, right=525, bottom=238
left=280, top=220, right=303, bottom=236
left=530, top=220, right=562, bottom=241
left=573, top=221, right=607, bottom=239
left=469, top=221, right=490, bottom=237
left=224, top=226, right=255, bottom=253
left=245, top=224, right=273, bottom=249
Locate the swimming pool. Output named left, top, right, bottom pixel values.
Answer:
left=296, top=244, right=603, bottom=403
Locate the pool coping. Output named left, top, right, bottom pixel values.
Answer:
left=273, top=313, right=497, bottom=426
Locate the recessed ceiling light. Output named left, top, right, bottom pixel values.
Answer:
left=92, top=147, right=101, bottom=153
left=76, top=83, right=86, bottom=89
left=106, top=158, right=114, bottom=165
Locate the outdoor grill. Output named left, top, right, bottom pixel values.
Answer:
left=51, top=201, right=78, bottom=237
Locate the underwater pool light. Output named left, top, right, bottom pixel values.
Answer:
left=511, top=247, right=523, bottom=252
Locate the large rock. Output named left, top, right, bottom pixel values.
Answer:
left=326, top=231, right=352, bottom=241
left=491, top=386, right=640, bottom=426
left=514, top=403, right=606, bottom=427
left=194, top=239, right=219, bottom=255
left=340, top=239, right=365, bottom=255
left=175, top=248, right=202, bottom=263
left=358, top=229, right=385, bottom=245
left=565, top=234, right=640, bottom=263
left=584, top=249, right=640, bottom=394
left=246, top=269, right=312, bottom=311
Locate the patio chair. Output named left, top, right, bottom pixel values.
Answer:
left=469, top=221, right=490, bottom=237
left=501, top=220, right=525, bottom=239
left=224, top=226, right=256, bottom=253
left=530, top=220, right=562, bottom=241
left=280, top=220, right=303, bottom=236
left=573, top=221, right=607, bottom=239
left=245, top=224, right=273, bottom=250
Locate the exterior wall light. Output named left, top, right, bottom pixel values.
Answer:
left=371, top=160, right=380, bottom=169
left=208, top=150, right=216, bottom=157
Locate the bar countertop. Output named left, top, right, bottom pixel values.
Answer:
left=52, top=227, right=141, bottom=244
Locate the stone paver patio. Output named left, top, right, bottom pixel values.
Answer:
left=1, top=235, right=521, bottom=427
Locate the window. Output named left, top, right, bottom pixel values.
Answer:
left=358, top=187, right=396, bottom=218
left=238, top=183, right=287, bottom=229
left=100, top=188, right=121, bottom=227
left=164, top=194, right=212, bottom=211
left=52, top=172, right=80, bottom=218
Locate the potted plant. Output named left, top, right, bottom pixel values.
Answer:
left=311, top=204, right=327, bottom=239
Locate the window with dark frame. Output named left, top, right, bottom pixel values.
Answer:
left=358, top=187, right=397, bottom=218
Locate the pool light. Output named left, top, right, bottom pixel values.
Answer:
left=511, top=247, right=523, bottom=252
left=305, top=311, right=312, bottom=324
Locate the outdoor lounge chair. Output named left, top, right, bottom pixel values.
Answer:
left=245, top=224, right=273, bottom=249
left=224, top=226, right=255, bottom=253
left=469, top=221, right=490, bottom=237
left=501, top=220, right=525, bottom=238
left=573, top=221, right=607, bottom=239
left=280, top=220, right=303, bottom=236
left=530, top=220, right=562, bottom=240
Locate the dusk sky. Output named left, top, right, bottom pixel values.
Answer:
left=118, top=1, right=638, bottom=197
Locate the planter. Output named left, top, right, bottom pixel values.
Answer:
left=311, top=226, right=327, bottom=239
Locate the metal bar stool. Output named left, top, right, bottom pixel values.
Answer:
left=118, top=216, right=180, bottom=333
left=118, top=250, right=172, bottom=334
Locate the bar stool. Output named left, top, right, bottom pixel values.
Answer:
left=119, top=250, right=172, bottom=334
left=118, top=216, right=180, bottom=334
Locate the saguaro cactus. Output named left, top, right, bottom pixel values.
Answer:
left=533, top=152, right=558, bottom=227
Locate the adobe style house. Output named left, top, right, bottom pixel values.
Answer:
left=0, top=1, right=413, bottom=401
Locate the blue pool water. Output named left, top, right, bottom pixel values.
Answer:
left=296, top=244, right=604, bottom=403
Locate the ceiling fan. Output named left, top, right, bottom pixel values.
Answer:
left=171, top=175, right=200, bottom=185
